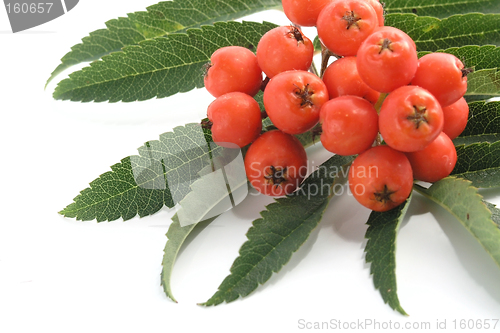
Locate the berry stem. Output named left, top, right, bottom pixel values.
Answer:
left=309, top=62, right=319, bottom=77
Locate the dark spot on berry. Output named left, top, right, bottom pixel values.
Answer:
left=287, top=26, right=304, bottom=44
left=202, top=62, right=212, bottom=78
left=201, top=118, right=213, bottom=130
left=342, top=10, right=362, bottom=30
left=294, top=83, right=315, bottom=108
left=407, top=105, right=428, bottom=129
left=373, top=184, right=397, bottom=205
left=379, top=38, right=393, bottom=53
left=462, top=67, right=474, bottom=79
left=264, top=166, right=288, bottom=187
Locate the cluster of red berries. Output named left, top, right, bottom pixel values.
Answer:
left=202, top=0, right=471, bottom=212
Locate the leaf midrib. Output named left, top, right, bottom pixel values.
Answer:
left=387, top=0, right=493, bottom=11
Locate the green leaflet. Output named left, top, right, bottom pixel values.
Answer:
left=484, top=201, right=500, bottom=229
left=383, top=0, right=500, bottom=18
left=60, top=123, right=222, bottom=221
left=162, top=215, right=216, bottom=302
left=451, top=142, right=500, bottom=188
left=453, top=101, right=500, bottom=145
left=385, top=13, right=500, bottom=52
left=53, top=21, right=276, bottom=102
left=201, top=154, right=355, bottom=306
left=47, top=0, right=282, bottom=85
left=365, top=195, right=412, bottom=316
left=414, top=178, right=500, bottom=268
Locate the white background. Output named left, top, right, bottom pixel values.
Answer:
left=1, top=1, right=500, bottom=332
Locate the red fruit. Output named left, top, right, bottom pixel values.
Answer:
left=320, top=96, right=379, bottom=155
left=356, top=26, right=418, bottom=93
left=349, top=146, right=413, bottom=212
left=282, top=0, right=332, bottom=27
left=245, top=130, right=308, bottom=196
left=204, top=46, right=262, bottom=97
left=207, top=92, right=262, bottom=148
left=411, top=52, right=470, bottom=107
left=379, top=86, right=444, bottom=152
left=442, top=97, right=469, bottom=140
left=322, top=56, right=380, bottom=104
left=264, top=70, right=329, bottom=134
left=317, top=0, right=379, bottom=56
left=365, top=0, right=384, bottom=26
left=406, top=132, right=457, bottom=183
left=256, top=26, right=314, bottom=78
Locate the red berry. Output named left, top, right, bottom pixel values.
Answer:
left=207, top=92, right=262, bottom=148
left=406, top=132, right=457, bottom=183
left=379, top=86, right=444, bottom=152
left=356, top=27, right=418, bottom=93
left=365, top=0, right=384, bottom=26
left=256, top=26, right=314, bottom=78
left=322, top=56, right=380, bottom=104
left=204, top=46, right=262, bottom=97
left=264, top=70, right=329, bottom=134
left=411, top=52, right=470, bottom=107
left=320, top=96, right=379, bottom=155
left=349, top=146, right=413, bottom=212
left=442, top=97, right=469, bottom=140
left=245, top=130, right=308, bottom=196
left=282, top=0, right=332, bottom=27
left=317, top=0, right=379, bottom=56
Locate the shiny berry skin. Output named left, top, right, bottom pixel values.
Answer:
left=442, top=97, right=469, bottom=140
left=349, top=146, right=413, bottom=212
left=379, top=86, right=444, bottom=152
left=320, top=96, right=379, bottom=156
left=282, top=0, right=332, bottom=27
left=317, top=0, right=379, bottom=56
left=357, top=26, right=418, bottom=93
left=322, top=56, right=380, bottom=104
left=365, top=0, right=384, bottom=26
left=264, top=70, right=329, bottom=134
left=256, top=26, right=314, bottom=78
left=207, top=92, right=262, bottom=148
left=204, top=46, right=262, bottom=97
left=244, top=130, right=308, bottom=196
left=405, top=132, right=457, bottom=183
left=411, top=52, right=469, bottom=107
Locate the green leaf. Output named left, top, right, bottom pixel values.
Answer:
left=53, top=21, right=276, bottom=102
left=386, top=13, right=500, bottom=52
left=200, top=154, right=355, bottom=306
left=60, top=123, right=223, bottom=221
left=161, top=214, right=217, bottom=302
left=47, top=0, right=282, bottom=85
left=451, top=141, right=500, bottom=188
left=452, top=101, right=500, bottom=146
left=483, top=201, right=500, bottom=229
left=414, top=178, right=500, bottom=268
left=365, top=195, right=412, bottom=316
left=461, top=101, right=500, bottom=137
left=383, top=0, right=500, bottom=18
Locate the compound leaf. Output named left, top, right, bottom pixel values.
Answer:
left=53, top=21, right=276, bottom=102
left=415, top=178, right=500, bottom=268
left=200, top=154, right=355, bottom=306
left=365, top=195, right=412, bottom=316
left=47, top=0, right=282, bottom=85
